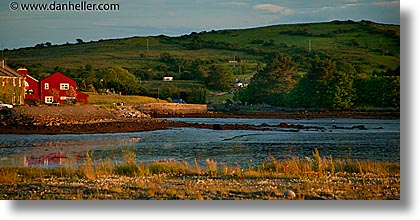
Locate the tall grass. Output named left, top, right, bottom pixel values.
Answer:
left=0, top=150, right=400, bottom=200
left=0, top=150, right=399, bottom=182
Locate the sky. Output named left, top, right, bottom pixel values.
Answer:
left=0, top=0, right=400, bottom=49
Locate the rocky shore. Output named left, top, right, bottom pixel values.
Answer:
left=0, top=105, right=177, bottom=134
left=0, top=105, right=399, bottom=135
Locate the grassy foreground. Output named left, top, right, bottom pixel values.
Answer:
left=0, top=150, right=399, bottom=200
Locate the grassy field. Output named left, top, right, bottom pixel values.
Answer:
left=85, top=92, right=167, bottom=105
left=0, top=149, right=399, bottom=200
left=3, top=20, right=399, bottom=107
left=5, top=20, right=399, bottom=75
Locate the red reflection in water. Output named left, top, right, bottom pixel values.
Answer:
left=23, top=151, right=84, bottom=167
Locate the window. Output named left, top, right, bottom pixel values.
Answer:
left=60, top=83, right=70, bottom=90
left=44, top=83, right=49, bottom=90
left=45, top=96, right=53, bottom=104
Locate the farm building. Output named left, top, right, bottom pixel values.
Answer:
left=39, top=72, right=89, bottom=104
left=15, top=68, right=88, bottom=105
left=0, top=58, right=25, bottom=105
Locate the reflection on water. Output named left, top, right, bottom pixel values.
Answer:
left=0, top=118, right=400, bottom=168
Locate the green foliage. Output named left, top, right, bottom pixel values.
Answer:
left=188, top=33, right=203, bottom=50
left=328, top=71, right=355, bottom=109
left=97, top=67, right=140, bottom=94
left=141, top=80, right=207, bottom=104
left=237, top=55, right=297, bottom=106
left=205, top=64, right=234, bottom=91
left=354, top=75, right=400, bottom=108
left=288, top=57, right=356, bottom=109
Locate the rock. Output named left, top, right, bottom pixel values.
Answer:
left=283, top=189, right=296, bottom=200
left=351, top=125, right=367, bottom=130
left=212, top=124, right=222, bottom=130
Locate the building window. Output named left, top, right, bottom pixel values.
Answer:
left=60, top=83, right=70, bottom=90
left=45, top=96, right=53, bottom=104
left=13, top=78, right=16, bottom=86
left=44, top=83, right=49, bottom=90
left=19, top=79, right=22, bottom=87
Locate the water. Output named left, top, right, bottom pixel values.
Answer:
left=0, top=118, right=400, bottom=168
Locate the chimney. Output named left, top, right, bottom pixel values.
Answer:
left=17, top=67, right=28, bottom=77
left=1, top=49, right=4, bottom=68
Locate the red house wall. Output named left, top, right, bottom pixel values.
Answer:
left=40, top=72, right=88, bottom=104
left=16, top=69, right=88, bottom=105
left=76, top=92, right=89, bottom=104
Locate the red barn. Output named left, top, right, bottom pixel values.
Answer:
left=17, top=67, right=40, bottom=101
left=39, top=72, right=88, bottom=104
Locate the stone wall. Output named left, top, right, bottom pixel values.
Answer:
left=134, top=103, right=207, bottom=116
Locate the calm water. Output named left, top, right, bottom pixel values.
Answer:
left=0, top=118, right=400, bottom=168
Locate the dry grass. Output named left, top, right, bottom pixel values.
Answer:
left=0, top=149, right=400, bottom=200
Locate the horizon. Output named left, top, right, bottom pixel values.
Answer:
left=0, top=0, right=400, bottom=50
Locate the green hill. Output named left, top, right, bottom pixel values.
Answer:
left=3, top=20, right=400, bottom=108
left=5, top=20, right=399, bottom=74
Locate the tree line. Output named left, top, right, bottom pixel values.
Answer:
left=9, top=49, right=399, bottom=109
left=234, top=53, right=399, bottom=109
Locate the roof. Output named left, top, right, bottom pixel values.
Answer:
left=25, top=74, right=39, bottom=82
left=0, top=65, right=24, bottom=78
left=40, top=72, right=76, bottom=83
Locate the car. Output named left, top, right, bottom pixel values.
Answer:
left=172, top=98, right=187, bottom=104
left=0, top=101, right=13, bottom=109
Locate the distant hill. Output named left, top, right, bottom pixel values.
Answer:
left=5, top=20, right=399, bottom=75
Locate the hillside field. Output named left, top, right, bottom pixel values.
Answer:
left=5, top=20, right=399, bottom=75
left=3, top=20, right=400, bottom=107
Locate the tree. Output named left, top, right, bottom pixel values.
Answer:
left=238, top=55, right=297, bottom=106
left=99, top=67, right=140, bottom=94
left=160, top=52, right=173, bottom=63
left=353, top=75, right=399, bottom=108
left=189, top=34, right=203, bottom=50
left=327, top=71, right=355, bottom=109
left=288, top=57, right=356, bottom=109
left=50, top=89, right=60, bottom=103
left=205, top=64, right=234, bottom=91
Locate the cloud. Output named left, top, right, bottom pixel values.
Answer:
left=371, top=1, right=400, bottom=7
left=222, top=2, right=248, bottom=7
left=253, top=4, right=295, bottom=14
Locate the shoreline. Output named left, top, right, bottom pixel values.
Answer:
left=0, top=105, right=399, bottom=135
left=156, top=109, right=400, bottom=119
